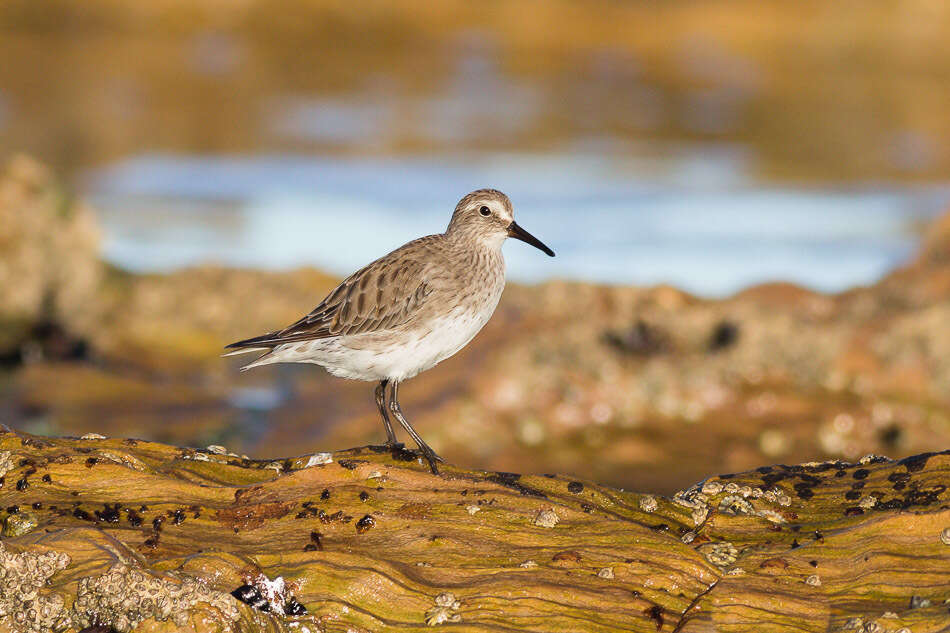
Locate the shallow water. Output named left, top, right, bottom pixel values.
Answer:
left=85, top=151, right=950, bottom=297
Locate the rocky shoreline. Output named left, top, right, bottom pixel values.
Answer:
left=0, top=427, right=948, bottom=632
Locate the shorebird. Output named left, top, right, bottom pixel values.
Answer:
left=225, top=189, right=554, bottom=474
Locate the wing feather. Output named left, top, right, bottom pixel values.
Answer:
left=225, top=244, right=437, bottom=350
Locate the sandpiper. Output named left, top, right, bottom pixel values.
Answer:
left=225, top=189, right=554, bottom=474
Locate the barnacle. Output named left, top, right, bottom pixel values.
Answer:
left=672, top=486, right=711, bottom=526
left=0, top=542, right=72, bottom=633
left=0, top=451, right=15, bottom=478
left=697, top=542, right=739, bottom=568
left=718, top=495, right=754, bottom=516
left=533, top=508, right=559, bottom=528
left=72, top=563, right=239, bottom=631
left=425, top=592, right=461, bottom=626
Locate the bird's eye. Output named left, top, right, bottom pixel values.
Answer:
left=479, top=206, right=491, bottom=216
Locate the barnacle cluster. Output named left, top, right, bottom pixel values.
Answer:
left=0, top=542, right=72, bottom=633
left=72, top=563, right=240, bottom=631
left=425, top=592, right=461, bottom=626
left=671, top=488, right=710, bottom=527
left=638, top=495, right=658, bottom=512
left=697, top=541, right=739, bottom=568
left=674, top=477, right=795, bottom=527
left=0, top=451, right=14, bottom=479
left=717, top=495, right=754, bottom=516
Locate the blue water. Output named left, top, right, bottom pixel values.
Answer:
left=85, top=151, right=950, bottom=297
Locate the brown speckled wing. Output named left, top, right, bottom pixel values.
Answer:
left=228, top=240, right=438, bottom=349
left=283, top=258, right=431, bottom=340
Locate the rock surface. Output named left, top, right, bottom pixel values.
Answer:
left=0, top=428, right=947, bottom=632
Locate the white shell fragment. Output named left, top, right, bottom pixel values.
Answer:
left=304, top=452, right=334, bottom=467
left=533, top=508, right=560, bottom=528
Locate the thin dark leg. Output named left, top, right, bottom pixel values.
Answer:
left=374, top=379, right=400, bottom=447
left=389, top=381, right=444, bottom=474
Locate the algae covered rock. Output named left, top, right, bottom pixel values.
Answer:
left=0, top=427, right=946, bottom=632
left=2, top=510, right=37, bottom=537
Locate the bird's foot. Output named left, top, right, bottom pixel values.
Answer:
left=420, top=444, right=445, bottom=463
left=417, top=446, right=445, bottom=475
left=423, top=455, right=440, bottom=476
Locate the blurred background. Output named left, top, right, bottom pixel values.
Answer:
left=2, top=0, right=950, bottom=494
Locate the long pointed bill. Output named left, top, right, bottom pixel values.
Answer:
left=507, top=221, right=555, bottom=257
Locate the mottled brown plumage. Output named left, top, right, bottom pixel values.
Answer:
left=235, top=244, right=436, bottom=345
left=226, top=188, right=553, bottom=473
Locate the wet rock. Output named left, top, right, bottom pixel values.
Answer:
left=0, top=430, right=947, bottom=632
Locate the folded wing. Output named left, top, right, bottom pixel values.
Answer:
left=225, top=255, right=433, bottom=351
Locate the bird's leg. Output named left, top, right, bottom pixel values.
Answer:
left=389, top=381, right=445, bottom=474
left=374, top=379, right=401, bottom=448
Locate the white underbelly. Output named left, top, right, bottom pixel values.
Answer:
left=269, top=301, right=499, bottom=381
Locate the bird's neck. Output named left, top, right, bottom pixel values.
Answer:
left=445, top=226, right=505, bottom=256
left=444, top=230, right=506, bottom=275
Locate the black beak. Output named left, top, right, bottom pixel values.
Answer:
left=507, top=221, right=555, bottom=257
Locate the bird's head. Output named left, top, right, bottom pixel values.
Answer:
left=446, top=188, right=554, bottom=257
